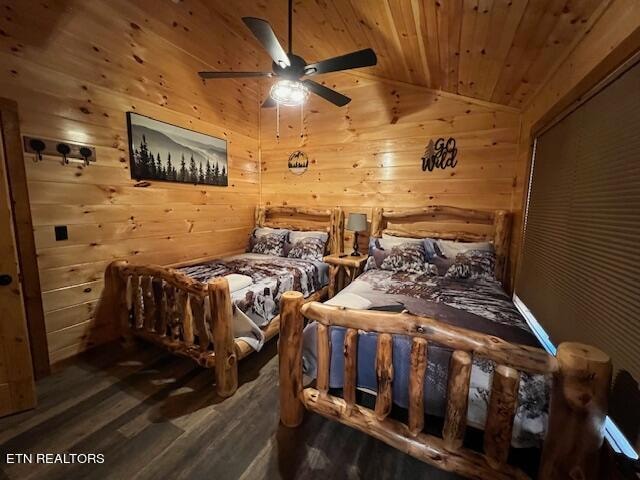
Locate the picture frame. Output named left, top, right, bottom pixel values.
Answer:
left=126, top=112, right=228, bottom=186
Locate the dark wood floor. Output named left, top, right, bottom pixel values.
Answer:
left=0, top=339, right=463, bottom=480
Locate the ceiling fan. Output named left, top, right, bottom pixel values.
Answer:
left=198, top=0, right=377, bottom=108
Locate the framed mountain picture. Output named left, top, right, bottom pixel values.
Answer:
left=126, top=112, right=228, bottom=186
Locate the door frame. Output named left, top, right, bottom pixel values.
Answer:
left=0, top=98, right=50, bottom=378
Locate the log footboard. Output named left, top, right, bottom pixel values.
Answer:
left=278, top=296, right=613, bottom=480
left=104, top=260, right=239, bottom=397
left=104, top=260, right=327, bottom=398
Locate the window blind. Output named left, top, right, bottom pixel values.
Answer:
left=515, top=59, right=640, bottom=383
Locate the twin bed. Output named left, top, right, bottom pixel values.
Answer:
left=103, top=206, right=344, bottom=397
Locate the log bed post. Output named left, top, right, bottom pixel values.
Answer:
left=375, top=333, right=394, bottom=421
left=330, top=207, right=345, bottom=254
left=484, top=365, right=520, bottom=468
left=408, top=338, right=428, bottom=436
left=493, top=210, right=511, bottom=287
left=371, top=207, right=384, bottom=238
left=538, top=342, right=612, bottom=480
left=208, top=277, right=238, bottom=398
left=255, top=206, right=266, bottom=228
left=343, top=328, right=359, bottom=414
left=279, top=291, right=305, bottom=427
left=316, top=324, right=331, bottom=395
left=102, top=260, right=131, bottom=344
left=442, top=350, right=472, bottom=450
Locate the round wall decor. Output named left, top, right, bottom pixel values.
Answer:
left=288, top=150, right=309, bottom=175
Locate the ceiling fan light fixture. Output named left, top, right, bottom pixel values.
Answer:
left=270, top=79, right=309, bottom=106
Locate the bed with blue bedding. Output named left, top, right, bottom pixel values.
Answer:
left=302, top=267, right=550, bottom=448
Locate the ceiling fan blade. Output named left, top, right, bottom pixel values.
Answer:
left=199, top=71, right=274, bottom=79
left=303, top=80, right=351, bottom=107
left=304, top=48, right=377, bottom=76
left=242, top=17, right=290, bottom=68
left=261, top=96, right=276, bottom=108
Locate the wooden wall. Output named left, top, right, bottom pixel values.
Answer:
left=0, top=1, right=260, bottom=363
left=259, top=72, right=523, bottom=272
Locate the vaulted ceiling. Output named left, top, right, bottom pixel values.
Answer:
left=204, top=0, right=605, bottom=108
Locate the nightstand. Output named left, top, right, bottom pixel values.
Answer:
left=323, top=253, right=369, bottom=298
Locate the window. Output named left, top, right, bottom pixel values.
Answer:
left=515, top=57, right=640, bottom=457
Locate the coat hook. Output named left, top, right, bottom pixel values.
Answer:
left=56, top=143, right=71, bottom=165
left=29, top=138, right=45, bottom=162
left=79, top=146, right=92, bottom=166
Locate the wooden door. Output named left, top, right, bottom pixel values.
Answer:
left=0, top=111, right=36, bottom=417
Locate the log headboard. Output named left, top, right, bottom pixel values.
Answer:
left=255, top=206, right=345, bottom=255
left=370, top=206, right=511, bottom=285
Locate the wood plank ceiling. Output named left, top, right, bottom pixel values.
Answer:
left=204, top=0, right=605, bottom=108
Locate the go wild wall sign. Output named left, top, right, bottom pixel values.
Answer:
left=421, top=137, right=458, bottom=172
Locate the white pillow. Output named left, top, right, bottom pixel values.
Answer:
left=325, top=292, right=372, bottom=310
left=253, top=227, right=289, bottom=238
left=437, top=239, right=494, bottom=259
left=380, top=233, right=424, bottom=249
left=289, top=230, right=329, bottom=243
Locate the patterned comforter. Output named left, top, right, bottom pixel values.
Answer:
left=179, top=253, right=328, bottom=350
left=302, top=269, right=550, bottom=448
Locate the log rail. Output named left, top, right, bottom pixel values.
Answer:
left=279, top=298, right=612, bottom=480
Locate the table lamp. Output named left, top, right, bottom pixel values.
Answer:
left=346, top=213, right=367, bottom=256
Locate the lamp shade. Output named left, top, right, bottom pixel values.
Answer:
left=347, top=213, right=367, bottom=232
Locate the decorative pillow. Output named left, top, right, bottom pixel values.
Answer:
left=380, top=242, right=429, bottom=273
left=444, top=250, right=496, bottom=280
left=250, top=232, right=287, bottom=256
left=248, top=227, right=289, bottom=252
left=286, top=230, right=328, bottom=258
left=368, top=236, right=381, bottom=253
left=380, top=233, right=424, bottom=248
left=363, top=256, right=378, bottom=272
left=289, top=230, right=329, bottom=243
left=368, top=237, right=437, bottom=275
left=437, top=239, right=493, bottom=259
left=424, top=238, right=495, bottom=276
left=368, top=238, right=389, bottom=268
left=287, top=237, right=326, bottom=261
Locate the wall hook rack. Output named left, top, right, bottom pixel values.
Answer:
left=23, top=136, right=97, bottom=166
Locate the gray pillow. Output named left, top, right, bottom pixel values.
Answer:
left=380, top=242, right=429, bottom=274
left=444, top=250, right=496, bottom=280
left=248, top=227, right=289, bottom=253
left=424, top=238, right=495, bottom=276
left=287, top=237, right=326, bottom=261
left=286, top=230, right=328, bottom=258
left=250, top=232, right=287, bottom=256
left=288, top=230, right=329, bottom=243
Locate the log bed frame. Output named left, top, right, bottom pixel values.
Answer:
left=103, top=205, right=344, bottom=398
left=279, top=206, right=612, bottom=480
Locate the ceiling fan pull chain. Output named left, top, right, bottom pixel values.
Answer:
left=300, top=102, right=304, bottom=139
left=276, top=101, right=280, bottom=143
